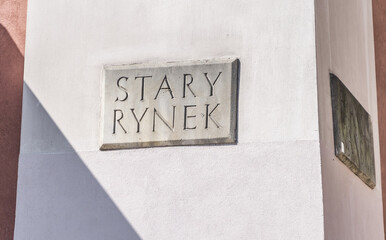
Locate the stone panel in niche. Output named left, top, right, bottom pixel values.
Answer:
left=330, top=73, right=376, bottom=188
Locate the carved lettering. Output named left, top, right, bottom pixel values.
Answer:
left=115, top=77, right=129, bottom=102
left=183, top=74, right=196, bottom=98
left=205, top=104, right=221, bottom=129
left=113, top=109, right=127, bottom=134
left=153, top=106, right=176, bottom=132
left=184, top=105, right=197, bottom=130
left=204, top=72, right=222, bottom=96
left=154, top=75, right=174, bottom=99
left=131, top=108, right=149, bottom=133
left=135, top=75, right=152, bottom=101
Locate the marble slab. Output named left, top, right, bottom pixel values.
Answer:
left=330, top=74, right=376, bottom=188
left=100, top=58, right=239, bottom=150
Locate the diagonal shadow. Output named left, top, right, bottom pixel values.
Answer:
left=14, top=84, right=142, bottom=240
left=0, top=24, right=24, bottom=240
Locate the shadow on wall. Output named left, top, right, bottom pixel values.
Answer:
left=0, top=24, right=23, bottom=240
left=14, top=83, right=142, bottom=239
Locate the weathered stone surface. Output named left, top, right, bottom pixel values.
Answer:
left=330, top=74, right=376, bottom=188
left=100, top=58, right=239, bottom=150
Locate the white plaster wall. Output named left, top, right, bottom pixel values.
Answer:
left=15, top=0, right=324, bottom=239
left=315, top=0, right=385, bottom=239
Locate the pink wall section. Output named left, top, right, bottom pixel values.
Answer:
left=0, top=0, right=27, bottom=239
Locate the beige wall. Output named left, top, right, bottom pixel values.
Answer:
left=315, top=0, right=384, bottom=239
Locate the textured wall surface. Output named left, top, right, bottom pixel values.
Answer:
left=372, top=0, right=386, bottom=236
left=0, top=0, right=27, bottom=239
left=15, top=1, right=324, bottom=239
left=315, top=0, right=385, bottom=239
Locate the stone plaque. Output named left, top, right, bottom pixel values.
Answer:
left=100, top=58, right=239, bottom=150
left=330, top=74, right=376, bottom=188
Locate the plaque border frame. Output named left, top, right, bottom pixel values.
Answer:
left=99, top=58, right=240, bottom=150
